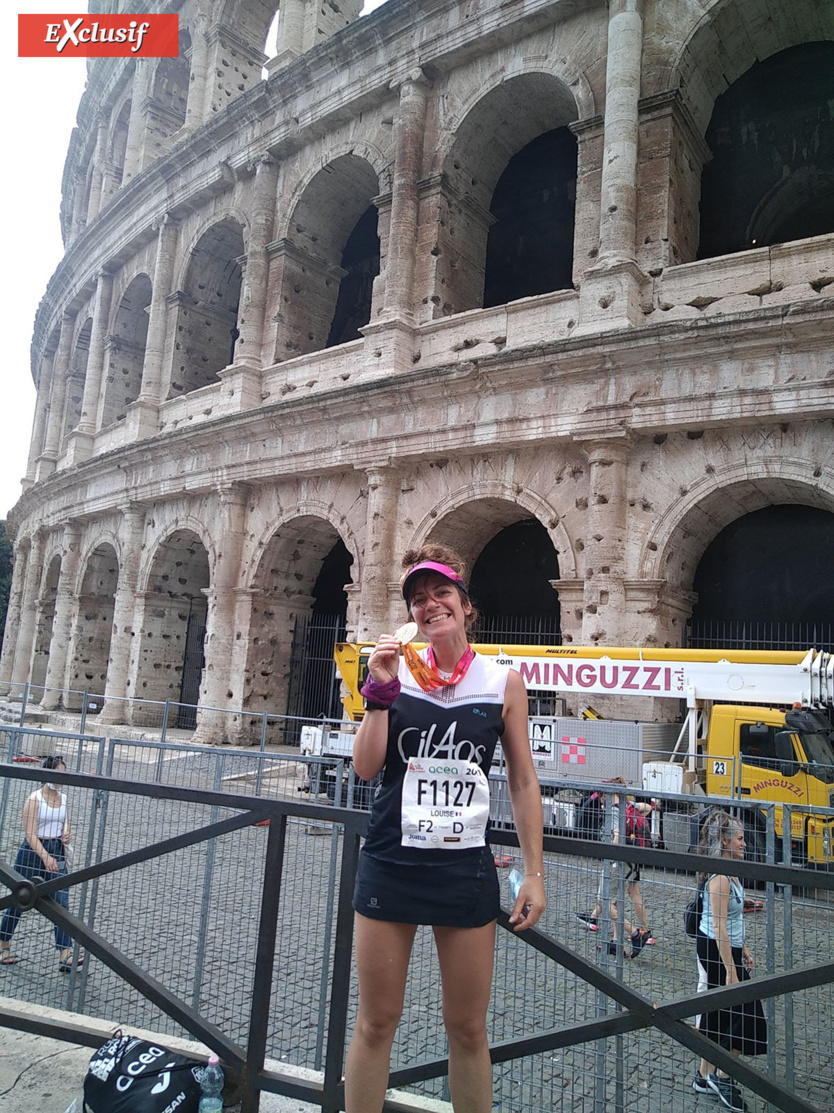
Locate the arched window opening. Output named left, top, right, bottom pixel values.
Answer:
left=101, top=274, right=152, bottom=427
left=150, top=32, right=191, bottom=140
left=470, top=519, right=561, bottom=645
left=172, top=221, right=244, bottom=396
left=326, top=205, right=380, bottom=346
left=699, top=42, right=834, bottom=259
left=66, top=545, right=119, bottom=711
left=690, top=505, right=834, bottom=650
left=483, top=127, right=577, bottom=308
left=135, top=531, right=210, bottom=727
left=62, top=319, right=92, bottom=448
left=109, top=100, right=131, bottom=190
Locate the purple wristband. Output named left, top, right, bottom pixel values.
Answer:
left=359, top=676, right=401, bottom=708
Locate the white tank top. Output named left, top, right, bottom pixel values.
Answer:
left=34, top=789, right=67, bottom=839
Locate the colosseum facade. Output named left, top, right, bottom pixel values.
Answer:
left=2, top=0, right=833, bottom=742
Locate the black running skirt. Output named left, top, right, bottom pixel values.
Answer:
left=696, top=935, right=767, bottom=1056
left=353, top=845, right=500, bottom=927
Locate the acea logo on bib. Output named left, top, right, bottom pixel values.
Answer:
left=397, top=721, right=485, bottom=764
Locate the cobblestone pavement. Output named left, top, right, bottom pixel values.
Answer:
left=1, top=743, right=832, bottom=1112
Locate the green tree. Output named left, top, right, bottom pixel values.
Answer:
left=0, top=521, right=12, bottom=652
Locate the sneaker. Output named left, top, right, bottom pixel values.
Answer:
left=692, top=1073, right=711, bottom=1095
left=575, top=913, right=598, bottom=931
left=630, top=929, right=646, bottom=957
left=707, top=1072, right=745, bottom=1111
left=643, top=927, right=656, bottom=944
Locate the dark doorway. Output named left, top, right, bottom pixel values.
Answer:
left=469, top=519, right=561, bottom=643
left=177, top=597, right=207, bottom=729
left=689, top=505, right=834, bottom=650
left=327, top=205, right=380, bottom=346
left=698, top=42, right=834, bottom=259
left=285, top=539, right=354, bottom=739
left=483, top=126, right=577, bottom=308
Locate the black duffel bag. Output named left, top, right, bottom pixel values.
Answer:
left=83, top=1031, right=203, bottom=1113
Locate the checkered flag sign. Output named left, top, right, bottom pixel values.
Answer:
left=560, top=736, right=587, bottom=764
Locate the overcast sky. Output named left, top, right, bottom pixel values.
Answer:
left=2, top=0, right=389, bottom=522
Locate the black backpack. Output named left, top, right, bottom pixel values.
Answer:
left=684, top=882, right=705, bottom=937
left=83, top=1032, right=203, bottom=1113
left=575, top=792, right=604, bottom=840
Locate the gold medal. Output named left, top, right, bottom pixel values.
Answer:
left=393, top=621, right=419, bottom=645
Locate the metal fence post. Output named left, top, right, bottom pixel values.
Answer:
left=18, top=683, right=29, bottom=727
left=191, top=752, right=223, bottom=1013
left=79, top=690, right=89, bottom=736
left=161, top=699, right=170, bottom=744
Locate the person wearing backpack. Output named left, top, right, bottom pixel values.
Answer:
left=575, top=777, right=656, bottom=956
left=691, top=808, right=766, bottom=1111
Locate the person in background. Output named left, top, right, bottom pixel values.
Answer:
left=344, top=543, right=545, bottom=1113
left=575, top=777, right=656, bottom=957
left=0, top=755, right=82, bottom=971
left=692, top=808, right=766, bottom=1111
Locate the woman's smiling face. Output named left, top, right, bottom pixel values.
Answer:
left=408, top=573, right=471, bottom=638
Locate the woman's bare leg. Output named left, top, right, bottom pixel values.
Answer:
left=345, top=914, right=417, bottom=1113
left=434, top=921, right=496, bottom=1113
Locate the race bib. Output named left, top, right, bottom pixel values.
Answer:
left=401, top=759, right=491, bottom=850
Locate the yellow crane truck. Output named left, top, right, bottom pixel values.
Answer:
left=333, top=642, right=834, bottom=865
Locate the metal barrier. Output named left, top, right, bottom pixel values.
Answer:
left=1, top=726, right=832, bottom=1113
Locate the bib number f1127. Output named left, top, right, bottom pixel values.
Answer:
left=401, top=759, right=490, bottom=850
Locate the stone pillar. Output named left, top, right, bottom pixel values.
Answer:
left=127, top=215, right=179, bottom=438
left=624, top=580, right=697, bottom=650
left=0, top=538, right=30, bottom=694
left=356, top=465, right=400, bottom=640
left=70, top=172, right=88, bottom=241
left=39, top=524, right=82, bottom=710
left=86, top=116, right=108, bottom=223
left=271, top=0, right=305, bottom=66
left=193, top=485, right=249, bottom=743
left=577, top=436, right=630, bottom=646
left=70, top=271, right=114, bottom=449
left=184, top=13, right=210, bottom=130
left=39, top=313, right=75, bottom=478
left=123, top=58, right=152, bottom=184
left=24, top=352, right=55, bottom=487
left=550, top=578, right=585, bottom=646
left=98, top=506, right=146, bottom=724
left=577, top=0, right=648, bottom=330
left=6, top=531, right=46, bottom=695
left=384, top=71, right=430, bottom=320
left=234, top=154, right=278, bottom=369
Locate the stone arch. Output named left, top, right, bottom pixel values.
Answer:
left=640, top=463, right=834, bottom=600
left=434, top=72, right=580, bottom=315
left=133, top=528, right=211, bottom=726
left=271, top=154, right=380, bottom=360
left=698, top=42, right=834, bottom=258
left=62, top=317, right=92, bottom=447
left=66, top=543, right=119, bottom=710
left=31, top=554, right=61, bottom=693
left=242, top=513, right=356, bottom=730
left=170, top=218, right=246, bottom=396
left=108, top=98, right=132, bottom=193
left=149, top=31, right=191, bottom=143
left=101, top=273, right=152, bottom=427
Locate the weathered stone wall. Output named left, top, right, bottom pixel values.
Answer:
left=3, top=0, right=833, bottom=739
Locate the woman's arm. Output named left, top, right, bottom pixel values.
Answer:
left=502, top=669, right=546, bottom=931
left=707, top=874, right=738, bottom=983
left=350, top=634, right=401, bottom=781
left=22, top=795, right=59, bottom=873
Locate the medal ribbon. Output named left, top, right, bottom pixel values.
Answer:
left=402, top=643, right=475, bottom=692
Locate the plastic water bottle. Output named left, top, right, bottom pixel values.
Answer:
left=198, top=1054, right=224, bottom=1112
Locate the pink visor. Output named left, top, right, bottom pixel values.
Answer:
left=401, top=560, right=468, bottom=602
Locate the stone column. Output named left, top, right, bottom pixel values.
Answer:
left=577, top=0, right=648, bottom=330
left=356, top=465, right=400, bottom=639
left=384, top=71, right=430, bottom=320
left=193, top=485, right=249, bottom=743
left=272, top=0, right=306, bottom=65
left=39, top=312, right=75, bottom=478
left=127, top=215, right=179, bottom=438
left=123, top=58, right=153, bottom=184
left=234, top=154, right=278, bottom=368
left=39, top=524, right=82, bottom=710
left=7, top=531, right=46, bottom=696
left=184, top=13, right=210, bottom=130
left=69, top=271, right=114, bottom=450
left=550, top=578, right=585, bottom=646
left=24, top=352, right=55, bottom=487
left=0, top=537, right=31, bottom=694
left=98, top=506, right=146, bottom=724
left=577, top=436, right=630, bottom=646
left=86, top=115, right=108, bottom=223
